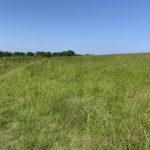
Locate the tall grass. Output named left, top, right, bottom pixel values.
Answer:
left=0, top=54, right=150, bottom=149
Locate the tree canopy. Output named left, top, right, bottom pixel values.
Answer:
left=0, top=50, right=76, bottom=57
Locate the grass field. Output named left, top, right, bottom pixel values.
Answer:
left=0, top=54, right=150, bottom=150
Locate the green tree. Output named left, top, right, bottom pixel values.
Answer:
left=26, top=52, right=34, bottom=56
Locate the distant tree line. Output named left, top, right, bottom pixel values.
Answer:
left=0, top=50, right=76, bottom=57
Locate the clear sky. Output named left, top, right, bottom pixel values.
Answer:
left=0, top=0, right=150, bottom=54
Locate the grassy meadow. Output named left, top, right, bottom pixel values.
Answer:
left=0, top=54, right=150, bottom=149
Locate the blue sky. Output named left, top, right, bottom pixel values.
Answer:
left=0, top=0, right=150, bottom=54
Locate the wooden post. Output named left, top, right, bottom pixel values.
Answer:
left=5, top=59, right=7, bottom=68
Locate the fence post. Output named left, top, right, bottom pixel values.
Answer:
left=5, top=59, right=7, bottom=68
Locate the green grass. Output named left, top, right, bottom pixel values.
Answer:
left=0, top=54, right=150, bottom=149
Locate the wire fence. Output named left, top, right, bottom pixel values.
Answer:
left=0, top=57, right=40, bottom=74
